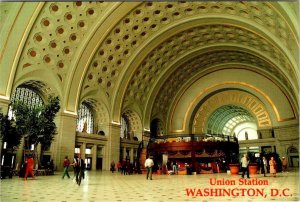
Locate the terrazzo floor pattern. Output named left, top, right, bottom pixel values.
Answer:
left=1, top=169, right=299, bottom=202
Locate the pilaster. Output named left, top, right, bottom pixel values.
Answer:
left=257, top=128, right=272, bottom=139
left=0, top=97, right=10, bottom=114
left=0, top=98, right=11, bottom=164
left=104, top=122, right=120, bottom=170
left=123, top=147, right=126, bottom=160
left=92, top=144, right=97, bottom=170
left=81, top=142, right=86, bottom=160
left=130, top=148, right=134, bottom=163
left=143, top=130, right=150, bottom=148
left=273, top=125, right=299, bottom=158
left=52, top=112, right=77, bottom=171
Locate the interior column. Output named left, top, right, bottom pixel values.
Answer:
left=0, top=97, right=10, bottom=157
left=81, top=142, right=86, bottom=160
left=130, top=148, right=134, bottom=163
left=92, top=144, right=97, bottom=170
left=123, top=147, right=126, bottom=160
left=105, top=122, right=120, bottom=171
left=52, top=112, right=77, bottom=171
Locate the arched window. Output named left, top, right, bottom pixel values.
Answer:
left=8, top=86, right=44, bottom=119
left=288, top=146, right=298, bottom=154
left=7, top=86, right=44, bottom=150
left=97, top=130, right=105, bottom=136
left=120, top=115, right=129, bottom=139
left=76, top=102, right=94, bottom=134
left=150, top=118, right=165, bottom=137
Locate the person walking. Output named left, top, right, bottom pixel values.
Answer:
left=240, top=154, right=250, bottom=179
left=172, top=160, right=178, bottom=175
left=261, top=156, right=268, bottom=177
left=62, top=156, right=70, bottom=179
left=144, top=156, right=154, bottom=180
left=110, top=160, right=116, bottom=173
left=117, top=161, right=122, bottom=173
left=281, top=157, right=288, bottom=172
left=74, top=153, right=85, bottom=185
left=121, top=159, right=127, bottom=175
left=49, top=159, right=54, bottom=174
left=19, top=159, right=27, bottom=178
left=24, top=155, right=35, bottom=180
left=269, top=156, right=277, bottom=177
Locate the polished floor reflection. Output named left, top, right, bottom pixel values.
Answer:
left=1, top=168, right=299, bottom=202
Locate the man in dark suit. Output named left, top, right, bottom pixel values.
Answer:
left=74, top=153, right=85, bottom=185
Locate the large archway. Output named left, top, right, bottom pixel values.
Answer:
left=192, top=89, right=272, bottom=136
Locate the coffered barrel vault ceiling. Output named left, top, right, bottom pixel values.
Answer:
left=1, top=2, right=299, bottom=135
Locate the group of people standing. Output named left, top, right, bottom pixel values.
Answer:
left=111, top=159, right=136, bottom=175
left=163, top=160, right=178, bottom=175
left=241, top=154, right=288, bottom=178
left=110, top=156, right=154, bottom=180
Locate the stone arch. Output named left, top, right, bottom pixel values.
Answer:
left=78, top=97, right=110, bottom=136
left=192, top=90, right=272, bottom=134
left=12, top=80, right=60, bottom=105
left=169, top=67, right=296, bottom=133
left=150, top=118, right=166, bottom=137
left=287, top=146, right=298, bottom=154
left=287, top=146, right=299, bottom=167
left=122, top=109, right=143, bottom=141
left=111, top=3, right=299, bottom=130
left=63, top=3, right=137, bottom=115
left=76, top=101, right=95, bottom=134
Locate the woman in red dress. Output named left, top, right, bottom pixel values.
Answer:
left=24, top=156, right=35, bottom=180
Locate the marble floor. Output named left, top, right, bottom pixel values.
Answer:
left=1, top=168, right=299, bottom=202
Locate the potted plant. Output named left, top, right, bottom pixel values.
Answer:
left=0, top=111, right=24, bottom=178
left=0, top=112, right=23, bottom=150
left=228, top=152, right=240, bottom=175
left=229, top=163, right=240, bottom=174
left=248, top=162, right=258, bottom=175
left=11, top=96, right=60, bottom=166
left=247, top=152, right=258, bottom=175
